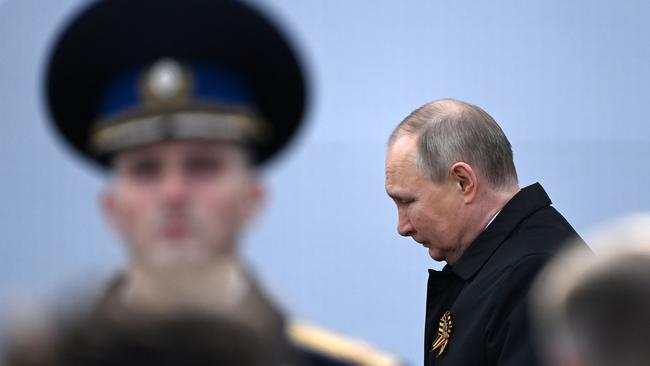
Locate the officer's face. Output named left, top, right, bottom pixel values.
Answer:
left=103, top=140, right=262, bottom=270
left=385, top=135, right=468, bottom=264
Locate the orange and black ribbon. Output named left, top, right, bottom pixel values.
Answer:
left=430, top=311, right=453, bottom=357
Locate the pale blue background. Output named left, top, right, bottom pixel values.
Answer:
left=1, top=0, right=649, bottom=364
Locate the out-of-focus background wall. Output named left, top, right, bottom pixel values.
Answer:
left=1, top=0, right=649, bottom=363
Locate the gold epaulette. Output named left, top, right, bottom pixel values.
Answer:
left=287, top=320, right=404, bottom=366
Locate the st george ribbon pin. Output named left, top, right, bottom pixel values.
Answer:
left=430, top=310, right=453, bottom=357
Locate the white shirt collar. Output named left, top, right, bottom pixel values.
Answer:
left=484, top=210, right=501, bottom=230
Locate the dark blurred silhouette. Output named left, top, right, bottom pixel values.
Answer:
left=531, top=214, right=650, bottom=366
left=5, top=309, right=271, bottom=366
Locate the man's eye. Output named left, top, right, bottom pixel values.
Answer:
left=127, top=161, right=160, bottom=179
left=186, top=157, right=223, bottom=176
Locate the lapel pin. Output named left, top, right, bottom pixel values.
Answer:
left=431, top=310, right=453, bottom=357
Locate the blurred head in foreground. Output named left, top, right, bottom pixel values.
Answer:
left=530, top=214, right=650, bottom=366
left=4, top=310, right=270, bottom=366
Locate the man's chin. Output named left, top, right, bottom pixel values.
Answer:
left=143, top=240, right=213, bottom=269
left=427, top=247, right=446, bottom=262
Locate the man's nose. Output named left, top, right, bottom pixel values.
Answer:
left=159, top=170, right=190, bottom=205
left=397, top=211, right=414, bottom=237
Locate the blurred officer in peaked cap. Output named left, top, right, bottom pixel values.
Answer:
left=43, top=1, right=403, bottom=365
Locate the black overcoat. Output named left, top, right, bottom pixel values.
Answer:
left=424, top=183, right=586, bottom=366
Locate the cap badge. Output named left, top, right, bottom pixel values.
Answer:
left=142, top=58, right=192, bottom=104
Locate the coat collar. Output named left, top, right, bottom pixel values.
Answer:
left=446, top=182, right=552, bottom=281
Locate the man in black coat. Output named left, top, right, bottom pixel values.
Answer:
left=385, top=99, right=585, bottom=366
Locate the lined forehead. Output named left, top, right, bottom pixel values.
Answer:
left=386, top=135, right=417, bottom=171
left=385, top=135, right=419, bottom=189
left=386, top=134, right=417, bottom=161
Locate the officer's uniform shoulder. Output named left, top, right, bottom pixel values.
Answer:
left=286, top=320, right=405, bottom=366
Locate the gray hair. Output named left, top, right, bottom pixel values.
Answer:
left=389, top=99, right=517, bottom=189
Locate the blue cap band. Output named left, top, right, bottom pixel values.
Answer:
left=97, top=61, right=254, bottom=119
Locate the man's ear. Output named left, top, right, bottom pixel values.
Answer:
left=449, top=162, right=478, bottom=203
